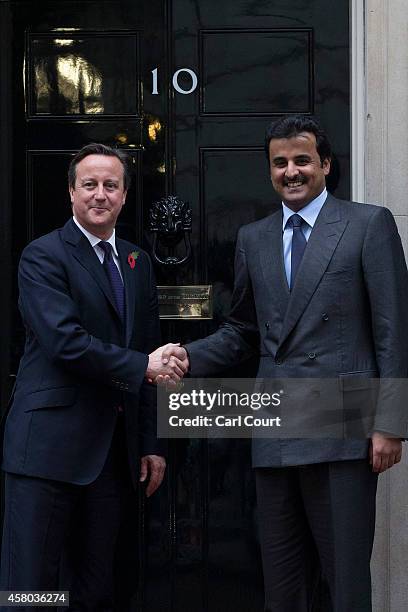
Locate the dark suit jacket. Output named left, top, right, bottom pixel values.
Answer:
left=2, top=219, right=162, bottom=485
left=186, top=195, right=408, bottom=466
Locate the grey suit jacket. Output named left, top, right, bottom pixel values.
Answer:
left=186, top=195, right=408, bottom=467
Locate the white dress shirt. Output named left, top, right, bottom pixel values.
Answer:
left=73, top=216, right=123, bottom=281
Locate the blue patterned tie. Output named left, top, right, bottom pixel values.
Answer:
left=98, top=241, right=125, bottom=323
left=289, top=214, right=307, bottom=289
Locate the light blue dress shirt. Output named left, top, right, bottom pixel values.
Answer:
left=282, top=188, right=328, bottom=286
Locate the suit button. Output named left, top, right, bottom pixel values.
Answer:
left=275, top=358, right=283, bottom=365
left=322, top=313, right=329, bottom=321
left=307, top=352, right=316, bottom=360
left=265, top=322, right=270, bottom=330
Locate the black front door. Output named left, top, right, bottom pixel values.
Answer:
left=0, top=1, right=350, bottom=610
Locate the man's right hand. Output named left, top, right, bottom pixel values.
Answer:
left=146, top=343, right=189, bottom=384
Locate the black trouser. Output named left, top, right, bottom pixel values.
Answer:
left=255, top=460, right=378, bottom=612
left=0, top=417, right=131, bottom=612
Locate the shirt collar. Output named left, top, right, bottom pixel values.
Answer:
left=282, top=188, right=328, bottom=230
left=73, top=216, right=119, bottom=256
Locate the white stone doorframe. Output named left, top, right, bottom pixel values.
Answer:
left=351, top=0, right=366, bottom=203
left=351, top=2, right=408, bottom=612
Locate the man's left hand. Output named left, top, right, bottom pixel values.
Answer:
left=369, top=432, right=402, bottom=473
left=140, top=455, right=166, bottom=496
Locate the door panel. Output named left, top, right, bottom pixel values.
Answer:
left=28, top=32, right=141, bottom=117
left=1, top=1, right=349, bottom=610
left=200, top=28, right=313, bottom=115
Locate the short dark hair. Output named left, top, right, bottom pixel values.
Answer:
left=264, top=115, right=332, bottom=165
left=68, top=143, right=132, bottom=191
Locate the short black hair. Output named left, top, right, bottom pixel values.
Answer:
left=68, top=143, right=132, bottom=191
left=264, top=115, right=332, bottom=165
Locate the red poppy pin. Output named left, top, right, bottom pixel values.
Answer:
left=127, top=250, right=139, bottom=269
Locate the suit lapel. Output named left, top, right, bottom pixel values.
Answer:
left=277, top=196, right=348, bottom=350
left=117, top=240, right=140, bottom=346
left=259, top=211, right=290, bottom=320
left=62, top=219, right=122, bottom=322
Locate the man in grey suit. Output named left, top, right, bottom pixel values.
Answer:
left=159, top=115, right=408, bottom=611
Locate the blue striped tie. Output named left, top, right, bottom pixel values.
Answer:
left=98, top=241, right=125, bottom=323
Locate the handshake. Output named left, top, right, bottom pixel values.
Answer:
left=146, top=343, right=190, bottom=385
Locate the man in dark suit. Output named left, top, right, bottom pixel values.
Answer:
left=160, top=115, right=408, bottom=611
left=0, top=143, right=187, bottom=610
